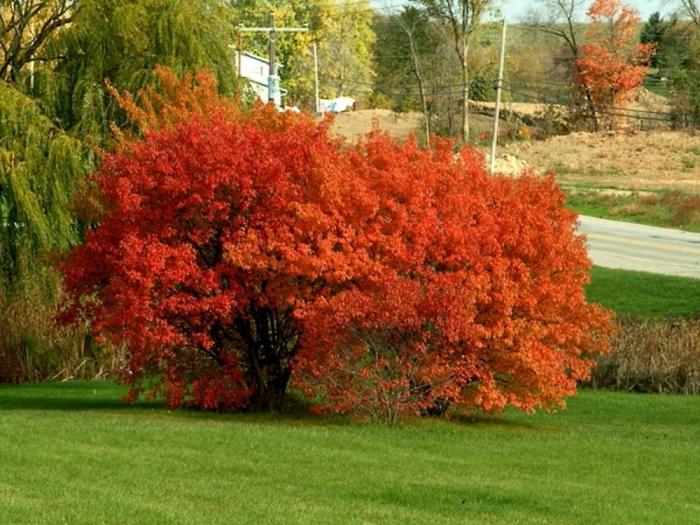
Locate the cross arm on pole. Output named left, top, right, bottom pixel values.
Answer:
left=237, top=27, right=308, bottom=33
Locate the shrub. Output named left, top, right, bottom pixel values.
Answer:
left=295, top=141, right=613, bottom=420
left=61, top=69, right=612, bottom=419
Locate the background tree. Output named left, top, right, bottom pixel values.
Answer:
left=231, top=0, right=376, bottom=107
left=681, top=0, right=700, bottom=27
left=525, top=1, right=602, bottom=130
left=656, top=14, right=700, bottom=125
left=525, top=0, right=587, bottom=64
left=413, top=0, right=493, bottom=143
left=372, top=10, right=443, bottom=114
left=640, top=12, right=667, bottom=67
left=315, top=0, right=375, bottom=99
left=0, top=0, right=75, bottom=83
left=397, top=6, right=433, bottom=144
left=574, top=0, right=655, bottom=130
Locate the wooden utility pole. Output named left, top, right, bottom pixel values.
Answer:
left=462, top=2, right=470, bottom=144
left=313, top=41, right=320, bottom=114
left=238, top=13, right=308, bottom=107
left=489, top=19, right=507, bottom=174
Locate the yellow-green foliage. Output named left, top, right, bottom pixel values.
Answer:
left=232, top=0, right=376, bottom=105
left=0, top=81, right=90, bottom=284
left=39, top=0, right=240, bottom=140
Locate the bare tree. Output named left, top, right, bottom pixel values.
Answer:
left=397, top=7, right=431, bottom=146
left=0, top=0, right=76, bottom=83
left=681, top=0, right=700, bottom=26
left=525, top=0, right=587, bottom=64
left=525, top=0, right=602, bottom=130
left=414, top=0, right=491, bottom=143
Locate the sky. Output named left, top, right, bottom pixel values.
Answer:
left=503, top=0, right=676, bottom=22
left=373, top=0, right=681, bottom=22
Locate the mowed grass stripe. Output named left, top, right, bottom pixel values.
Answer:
left=586, top=266, right=700, bottom=318
left=0, top=381, right=699, bottom=524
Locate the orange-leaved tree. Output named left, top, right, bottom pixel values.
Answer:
left=61, top=69, right=372, bottom=411
left=574, top=0, right=656, bottom=130
left=294, top=136, right=613, bottom=421
left=61, top=68, right=613, bottom=419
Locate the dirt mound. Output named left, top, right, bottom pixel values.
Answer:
left=330, top=109, right=423, bottom=142
left=486, top=153, right=530, bottom=177
left=329, top=109, right=499, bottom=143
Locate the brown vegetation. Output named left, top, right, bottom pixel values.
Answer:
left=500, top=130, right=700, bottom=191
left=591, top=317, right=700, bottom=394
left=0, top=279, right=121, bottom=384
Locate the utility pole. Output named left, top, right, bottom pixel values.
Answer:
left=238, top=13, right=308, bottom=107
left=237, top=24, right=243, bottom=76
left=313, top=41, right=320, bottom=114
left=489, top=19, right=507, bottom=174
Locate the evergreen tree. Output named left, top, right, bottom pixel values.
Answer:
left=640, top=12, right=667, bottom=67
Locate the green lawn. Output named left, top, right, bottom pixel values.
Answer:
left=1, top=381, right=699, bottom=524
left=566, top=187, right=700, bottom=233
left=586, top=266, right=700, bottom=318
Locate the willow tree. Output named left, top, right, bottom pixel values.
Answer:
left=0, top=81, right=88, bottom=286
left=1, top=1, right=243, bottom=382
left=37, top=0, right=238, bottom=141
left=1, top=0, right=241, bottom=281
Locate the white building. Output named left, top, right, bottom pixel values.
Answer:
left=234, top=51, right=287, bottom=104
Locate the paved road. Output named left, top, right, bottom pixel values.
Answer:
left=578, top=216, right=700, bottom=279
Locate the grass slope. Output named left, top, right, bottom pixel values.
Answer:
left=586, top=266, right=700, bottom=318
left=566, top=188, right=700, bottom=233
left=1, top=381, right=699, bottom=524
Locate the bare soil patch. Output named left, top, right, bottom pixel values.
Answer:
left=329, top=109, right=498, bottom=144
left=499, top=131, right=700, bottom=191
left=328, top=110, right=700, bottom=194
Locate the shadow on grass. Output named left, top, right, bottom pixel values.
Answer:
left=0, top=394, right=162, bottom=412
left=0, top=381, right=547, bottom=432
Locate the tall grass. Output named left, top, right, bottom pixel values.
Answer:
left=0, top=274, right=121, bottom=384
left=591, top=316, right=700, bottom=394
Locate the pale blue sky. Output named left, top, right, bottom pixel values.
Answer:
left=374, top=0, right=680, bottom=22
left=502, top=0, right=676, bottom=21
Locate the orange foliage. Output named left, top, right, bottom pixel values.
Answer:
left=105, top=65, right=240, bottom=142
left=61, top=68, right=613, bottom=420
left=295, top=139, right=613, bottom=420
left=574, top=0, right=655, bottom=129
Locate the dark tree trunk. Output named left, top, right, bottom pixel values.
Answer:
left=235, top=304, right=298, bottom=411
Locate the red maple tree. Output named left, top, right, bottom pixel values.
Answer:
left=574, top=0, right=656, bottom=130
left=61, top=69, right=612, bottom=419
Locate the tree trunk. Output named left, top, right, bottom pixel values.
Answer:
left=583, top=86, right=599, bottom=132
left=404, top=24, right=430, bottom=147
left=462, top=38, right=470, bottom=143
left=235, top=305, right=296, bottom=411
